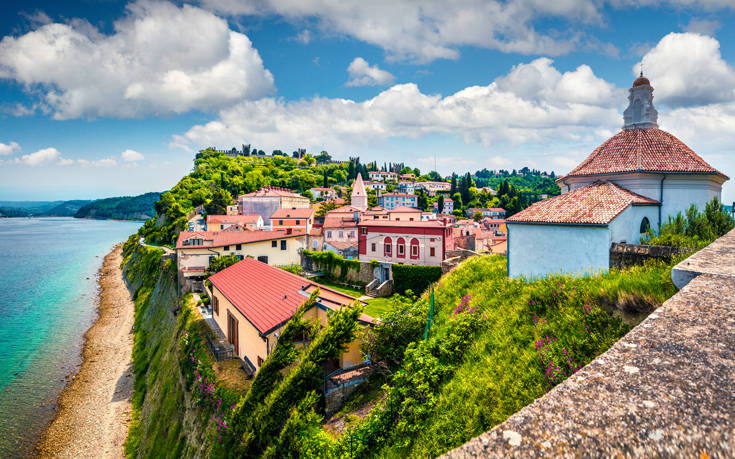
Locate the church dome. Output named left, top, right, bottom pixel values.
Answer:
left=633, top=75, right=650, bottom=87
left=563, top=128, right=728, bottom=179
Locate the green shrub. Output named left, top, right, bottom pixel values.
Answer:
left=642, top=197, right=734, bottom=248
left=392, top=264, right=442, bottom=295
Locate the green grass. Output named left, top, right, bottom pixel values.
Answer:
left=315, top=279, right=398, bottom=319
left=363, top=297, right=395, bottom=319
left=315, top=279, right=365, bottom=298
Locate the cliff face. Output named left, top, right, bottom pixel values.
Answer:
left=121, top=237, right=217, bottom=458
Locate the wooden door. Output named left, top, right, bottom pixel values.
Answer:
left=227, top=311, right=239, bottom=356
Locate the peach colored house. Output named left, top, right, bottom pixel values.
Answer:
left=208, top=258, right=374, bottom=375
left=270, top=207, right=315, bottom=233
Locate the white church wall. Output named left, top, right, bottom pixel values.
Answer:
left=661, top=175, right=722, bottom=223
left=508, top=224, right=610, bottom=279
left=608, top=205, right=659, bottom=245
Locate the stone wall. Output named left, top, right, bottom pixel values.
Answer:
left=609, top=242, right=689, bottom=269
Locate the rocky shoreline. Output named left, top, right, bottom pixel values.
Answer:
left=36, top=244, right=135, bottom=458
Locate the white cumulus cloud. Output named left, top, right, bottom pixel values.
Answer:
left=78, top=158, right=118, bottom=167
left=636, top=32, right=735, bottom=108
left=175, top=57, right=620, bottom=153
left=121, top=149, right=145, bottom=162
left=0, top=141, right=20, bottom=156
left=15, top=147, right=69, bottom=166
left=0, top=0, right=274, bottom=119
left=199, top=0, right=604, bottom=63
left=346, top=58, right=395, bottom=87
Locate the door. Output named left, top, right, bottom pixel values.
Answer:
left=227, top=311, right=239, bottom=356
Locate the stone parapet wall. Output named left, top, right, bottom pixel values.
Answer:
left=609, top=242, right=690, bottom=269
left=446, top=229, right=735, bottom=458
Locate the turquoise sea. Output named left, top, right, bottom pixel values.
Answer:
left=0, top=217, right=141, bottom=458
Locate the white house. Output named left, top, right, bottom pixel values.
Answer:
left=507, top=74, right=728, bottom=278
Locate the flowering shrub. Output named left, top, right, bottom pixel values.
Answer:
left=180, top=332, right=236, bottom=443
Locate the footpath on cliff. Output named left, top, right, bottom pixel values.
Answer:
left=36, top=245, right=135, bottom=458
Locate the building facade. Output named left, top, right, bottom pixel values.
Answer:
left=270, top=207, right=315, bottom=233
left=357, top=220, right=453, bottom=266
left=176, top=230, right=306, bottom=292
left=237, top=187, right=310, bottom=224
left=378, top=192, right=418, bottom=210
left=208, top=258, right=373, bottom=374
left=368, top=171, right=398, bottom=182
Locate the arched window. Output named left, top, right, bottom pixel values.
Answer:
left=397, top=237, right=406, bottom=258
left=384, top=237, right=392, bottom=257
left=640, top=217, right=650, bottom=234
left=410, top=238, right=420, bottom=259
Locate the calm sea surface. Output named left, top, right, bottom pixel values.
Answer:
left=0, top=217, right=141, bottom=458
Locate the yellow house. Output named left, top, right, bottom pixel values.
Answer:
left=175, top=229, right=306, bottom=292
left=207, top=258, right=374, bottom=376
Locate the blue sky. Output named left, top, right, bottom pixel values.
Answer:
left=1, top=0, right=735, bottom=202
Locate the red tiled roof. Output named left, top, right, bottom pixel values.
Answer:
left=209, top=258, right=372, bottom=334
left=325, top=240, right=357, bottom=250
left=271, top=207, right=314, bottom=219
left=323, top=216, right=358, bottom=229
left=207, top=214, right=261, bottom=225
left=359, top=220, right=449, bottom=228
left=564, top=128, right=728, bottom=179
left=176, top=229, right=305, bottom=249
left=239, top=187, right=306, bottom=198
left=507, top=181, right=659, bottom=225
left=390, top=206, right=422, bottom=212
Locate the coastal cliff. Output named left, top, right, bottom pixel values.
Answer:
left=121, top=236, right=223, bottom=457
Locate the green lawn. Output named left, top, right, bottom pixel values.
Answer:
left=363, top=297, right=394, bottom=319
left=314, top=279, right=396, bottom=319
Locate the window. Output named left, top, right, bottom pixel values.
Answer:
left=410, top=238, right=420, bottom=258
left=212, top=295, right=219, bottom=315
left=339, top=231, right=344, bottom=238
left=350, top=231, right=356, bottom=238
left=430, top=247, right=436, bottom=257
left=281, top=240, right=287, bottom=250
left=361, top=227, right=367, bottom=235
left=397, top=237, right=406, bottom=258
left=257, top=356, right=264, bottom=367
left=327, top=231, right=332, bottom=238
left=257, top=255, right=268, bottom=264
left=295, top=220, right=300, bottom=225
left=640, top=217, right=650, bottom=234
left=384, top=237, right=392, bottom=257
left=272, top=240, right=277, bottom=247
left=279, top=220, right=283, bottom=225
left=236, top=244, right=242, bottom=250
left=371, top=243, right=376, bottom=252
left=223, top=245, right=229, bottom=251
left=236, top=255, right=244, bottom=261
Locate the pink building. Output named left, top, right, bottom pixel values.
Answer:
left=357, top=220, right=453, bottom=266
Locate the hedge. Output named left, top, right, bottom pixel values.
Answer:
left=392, top=264, right=442, bottom=295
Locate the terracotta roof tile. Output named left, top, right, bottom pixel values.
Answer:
left=239, top=187, right=305, bottom=198
left=507, top=182, right=659, bottom=225
left=209, top=258, right=371, bottom=334
left=270, top=207, right=315, bottom=219
left=207, top=214, right=261, bottom=225
left=565, top=128, right=727, bottom=179
left=176, top=229, right=304, bottom=249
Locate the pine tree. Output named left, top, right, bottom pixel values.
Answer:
left=437, top=197, right=444, bottom=214
left=450, top=173, right=458, bottom=196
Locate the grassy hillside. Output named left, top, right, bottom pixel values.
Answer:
left=122, top=227, right=678, bottom=458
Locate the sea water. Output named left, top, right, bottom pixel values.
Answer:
left=0, top=217, right=141, bottom=457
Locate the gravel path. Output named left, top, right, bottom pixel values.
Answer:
left=36, top=245, right=135, bottom=458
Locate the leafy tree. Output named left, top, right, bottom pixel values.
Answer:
left=473, top=211, right=483, bottom=222
left=315, top=151, right=331, bottom=163
left=205, top=254, right=240, bottom=277
left=316, top=200, right=339, bottom=217
left=417, top=189, right=428, bottom=210
left=301, top=190, right=314, bottom=201
left=368, top=190, right=378, bottom=208
left=426, top=171, right=442, bottom=181
left=204, top=188, right=232, bottom=215
left=437, top=197, right=444, bottom=214
left=413, top=167, right=421, bottom=177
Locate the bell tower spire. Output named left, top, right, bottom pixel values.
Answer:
left=623, top=73, right=658, bottom=130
